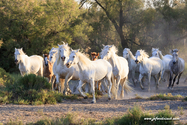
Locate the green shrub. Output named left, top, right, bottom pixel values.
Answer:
left=0, top=67, right=13, bottom=87
left=149, top=93, right=183, bottom=100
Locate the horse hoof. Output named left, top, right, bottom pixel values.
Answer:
left=91, top=100, right=96, bottom=103
left=84, top=96, right=88, bottom=99
left=108, top=97, right=111, bottom=100
left=176, top=82, right=179, bottom=85
left=141, top=87, right=144, bottom=90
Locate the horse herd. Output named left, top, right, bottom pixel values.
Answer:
left=14, top=42, right=185, bottom=103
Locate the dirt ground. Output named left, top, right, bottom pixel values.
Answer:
left=0, top=77, right=187, bottom=124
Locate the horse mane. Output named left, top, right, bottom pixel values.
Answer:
left=76, top=51, right=91, bottom=66
left=19, top=49, right=26, bottom=55
left=57, top=44, right=71, bottom=65
left=110, top=45, right=118, bottom=54
left=139, top=49, right=149, bottom=58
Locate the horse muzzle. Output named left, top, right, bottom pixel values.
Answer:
left=15, top=59, right=18, bottom=64
left=66, top=63, right=71, bottom=68
left=135, top=60, right=139, bottom=64
left=45, top=63, right=48, bottom=66
left=61, top=56, right=66, bottom=61
left=173, top=61, right=176, bottom=64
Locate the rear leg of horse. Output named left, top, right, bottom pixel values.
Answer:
left=131, top=70, right=136, bottom=86
left=60, top=78, right=65, bottom=93
left=156, top=71, right=162, bottom=89
left=51, top=75, right=56, bottom=91
left=105, top=76, right=112, bottom=100
left=176, top=72, right=183, bottom=85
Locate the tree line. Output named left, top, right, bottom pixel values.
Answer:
left=0, top=0, right=187, bottom=72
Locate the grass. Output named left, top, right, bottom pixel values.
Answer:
left=149, top=93, right=184, bottom=100
left=134, top=94, right=144, bottom=99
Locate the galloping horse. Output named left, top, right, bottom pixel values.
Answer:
left=14, top=48, right=43, bottom=76
left=101, top=45, right=132, bottom=99
left=66, top=49, right=113, bottom=103
left=123, top=48, right=139, bottom=86
left=43, top=54, right=56, bottom=89
left=135, top=49, right=164, bottom=91
left=168, top=49, right=185, bottom=89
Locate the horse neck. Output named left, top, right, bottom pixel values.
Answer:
left=128, top=51, right=136, bottom=61
left=140, top=56, right=149, bottom=67
left=108, top=53, right=118, bottom=68
left=19, top=54, right=29, bottom=64
left=77, top=52, right=91, bottom=72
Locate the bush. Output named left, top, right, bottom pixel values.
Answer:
left=149, top=93, right=184, bottom=100
left=3, top=74, right=64, bottom=105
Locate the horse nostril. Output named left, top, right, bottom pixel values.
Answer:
left=173, top=62, right=176, bottom=64
left=15, top=59, right=18, bottom=62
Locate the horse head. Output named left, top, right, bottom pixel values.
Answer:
left=100, top=45, right=117, bottom=60
left=91, top=52, right=99, bottom=61
left=123, top=48, right=130, bottom=59
left=152, top=48, right=159, bottom=57
left=135, top=50, right=149, bottom=64
left=57, top=43, right=70, bottom=64
left=66, top=49, right=79, bottom=68
left=170, top=49, right=179, bottom=64
left=49, top=47, right=58, bottom=63
left=43, top=54, right=49, bottom=66
left=14, top=48, right=24, bottom=65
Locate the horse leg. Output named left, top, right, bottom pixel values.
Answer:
left=148, top=73, right=151, bottom=91
left=131, top=70, right=136, bottom=86
left=120, top=78, right=126, bottom=98
left=98, top=81, right=101, bottom=91
left=77, top=80, right=87, bottom=98
left=55, top=74, right=61, bottom=92
left=161, top=69, right=166, bottom=82
left=176, top=72, right=183, bottom=85
left=105, top=77, right=112, bottom=100
left=172, top=74, right=178, bottom=88
left=64, top=75, right=73, bottom=95
left=115, top=76, right=121, bottom=99
left=168, top=71, right=173, bottom=89
left=90, top=78, right=96, bottom=103
left=138, top=74, right=144, bottom=89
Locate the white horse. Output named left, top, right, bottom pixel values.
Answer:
left=152, top=48, right=172, bottom=81
left=14, top=48, right=43, bottom=76
left=101, top=45, right=132, bottom=99
left=135, top=50, right=164, bottom=91
left=168, top=49, right=185, bottom=89
left=53, top=42, right=81, bottom=94
left=123, top=48, right=139, bottom=86
left=66, top=49, right=113, bottom=103
left=49, top=47, right=58, bottom=63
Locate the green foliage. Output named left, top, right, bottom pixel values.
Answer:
left=0, top=0, right=92, bottom=73
left=149, top=93, right=184, bottom=100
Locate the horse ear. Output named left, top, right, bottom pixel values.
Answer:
left=62, top=41, right=65, bottom=45
left=97, top=53, right=99, bottom=56
left=70, top=48, right=73, bottom=51
left=58, top=44, right=60, bottom=47
left=66, top=43, right=68, bottom=46
left=21, top=48, right=23, bottom=51
left=152, top=48, right=155, bottom=52
left=15, top=48, right=17, bottom=51
left=170, top=50, right=173, bottom=54
left=75, top=49, right=80, bottom=53
left=102, top=44, right=105, bottom=47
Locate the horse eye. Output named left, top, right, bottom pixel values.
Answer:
left=73, top=56, right=75, bottom=58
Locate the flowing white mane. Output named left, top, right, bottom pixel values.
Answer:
left=76, top=51, right=91, bottom=66
left=137, top=49, right=149, bottom=58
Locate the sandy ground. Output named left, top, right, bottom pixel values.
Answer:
left=0, top=77, right=187, bottom=124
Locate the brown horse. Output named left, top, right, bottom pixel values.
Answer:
left=43, top=54, right=56, bottom=89
left=91, top=52, right=99, bottom=61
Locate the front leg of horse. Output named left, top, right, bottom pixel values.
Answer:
left=90, top=79, right=96, bottom=103
left=161, top=69, right=166, bottom=82
left=148, top=73, right=151, bottom=91
left=176, top=72, right=183, bottom=85
left=138, top=74, right=144, bottom=90
left=131, top=71, right=136, bottom=86
left=168, top=72, right=173, bottom=89
left=172, top=74, right=178, bottom=88
left=78, top=80, right=87, bottom=99
left=64, top=75, right=73, bottom=95
left=115, top=76, right=121, bottom=99
left=55, top=75, right=61, bottom=92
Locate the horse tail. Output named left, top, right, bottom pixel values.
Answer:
left=123, top=78, right=133, bottom=94
left=158, top=51, right=164, bottom=60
